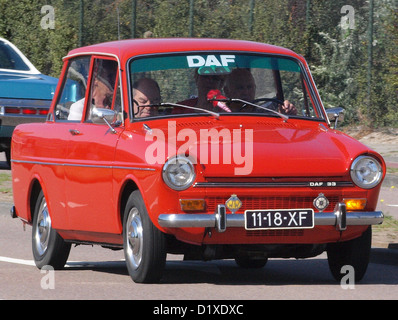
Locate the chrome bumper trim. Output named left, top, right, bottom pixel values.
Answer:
left=0, top=114, right=47, bottom=126
left=158, top=203, right=383, bottom=233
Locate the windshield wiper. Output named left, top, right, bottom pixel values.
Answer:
left=138, top=99, right=288, bottom=121
left=138, top=102, right=220, bottom=118
left=234, top=98, right=289, bottom=121
left=209, top=97, right=289, bottom=121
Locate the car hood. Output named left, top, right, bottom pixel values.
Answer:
left=140, top=117, right=375, bottom=177
left=0, top=71, right=58, bottom=100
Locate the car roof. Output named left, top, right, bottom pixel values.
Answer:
left=66, top=38, right=302, bottom=62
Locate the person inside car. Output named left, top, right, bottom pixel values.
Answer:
left=68, top=60, right=117, bottom=121
left=132, top=78, right=161, bottom=118
left=176, top=70, right=225, bottom=113
left=224, top=68, right=297, bottom=115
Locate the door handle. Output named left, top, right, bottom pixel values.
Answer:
left=69, top=129, right=81, bottom=136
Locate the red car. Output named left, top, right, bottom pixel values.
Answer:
left=11, top=38, right=384, bottom=283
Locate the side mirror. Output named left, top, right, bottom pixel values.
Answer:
left=91, top=107, right=117, bottom=133
left=326, top=107, right=345, bottom=129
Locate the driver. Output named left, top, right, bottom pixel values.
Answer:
left=224, top=68, right=297, bottom=115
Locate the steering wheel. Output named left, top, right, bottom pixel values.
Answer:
left=253, top=97, right=285, bottom=105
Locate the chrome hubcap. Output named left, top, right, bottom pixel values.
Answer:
left=33, top=198, right=51, bottom=256
left=126, top=208, right=143, bottom=269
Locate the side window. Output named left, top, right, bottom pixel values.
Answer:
left=86, top=58, right=119, bottom=122
left=54, top=56, right=91, bottom=121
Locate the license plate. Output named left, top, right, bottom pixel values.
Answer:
left=244, top=209, right=314, bottom=230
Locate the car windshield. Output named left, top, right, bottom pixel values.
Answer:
left=0, top=41, right=31, bottom=71
left=129, top=53, right=322, bottom=120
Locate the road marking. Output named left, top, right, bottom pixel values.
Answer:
left=0, top=256, right=126, bottom=268
left=0, top=256, right=35, bottom=266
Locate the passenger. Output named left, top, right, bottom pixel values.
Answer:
left=224, top=68, right=297, bottom=115
left=132, top=78, right=161, bottom=118
left=68, top=60, right=117, bottom=121
left=223, top=68, right=256, bottom=112
left=178, top=72, right=225, bottom=111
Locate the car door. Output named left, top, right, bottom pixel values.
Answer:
left=51, top=55, right=91, bottom=230
left=62, top=57, right=123, bottom=233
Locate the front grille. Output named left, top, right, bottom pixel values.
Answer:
left=207, top=196, right=339, bottom=213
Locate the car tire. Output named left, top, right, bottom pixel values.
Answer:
left=326, top=226, right=372, bottom=282
left=5, top=148, right=11, bottom=168
left=32, top=190, right=71, bottom=270
left=123, top=190, right=166, bottom=283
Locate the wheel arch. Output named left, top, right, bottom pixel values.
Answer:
left=119, top=178, right=140, bottom=229
left=28, top=178, right=43, bottom=223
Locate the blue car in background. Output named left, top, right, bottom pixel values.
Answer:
left=0, top=37, right=58, bottom=166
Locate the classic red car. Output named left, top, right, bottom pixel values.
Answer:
left=11, top=38, right=385, bottom=283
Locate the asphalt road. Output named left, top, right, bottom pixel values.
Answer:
left=1, top=193, right=398, bottom=300
left=1, top=209, right=398, bottom=301
left=1, top=155, right=398, bottom=301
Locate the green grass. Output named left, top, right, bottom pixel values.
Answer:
left=374, top=214, right=398, bottom=231
left=0, top=173, right=10, bottom=183
left=387, top=167, right=398, bottom=174
left=0, top=172, right=11, bottom=194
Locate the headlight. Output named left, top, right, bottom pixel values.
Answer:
left=350, top=155, right=383, bottom=189
left=162, top=155, right=196, bottom=191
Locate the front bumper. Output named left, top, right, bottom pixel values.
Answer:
left=158, top=203, right=383, bottom=233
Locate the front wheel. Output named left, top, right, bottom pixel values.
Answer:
left=32, top=191, right=71, bottom=269
left=123, top=190, right=166, bottom=283
left=327, top=226, right=372, bottom=282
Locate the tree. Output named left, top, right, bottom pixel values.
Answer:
left=0, top=0, right=395, bottom=126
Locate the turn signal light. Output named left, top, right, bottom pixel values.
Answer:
left=344, top=198, right=367, bottom=211
left=180, top=199, right=206, bottom=212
